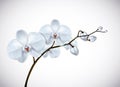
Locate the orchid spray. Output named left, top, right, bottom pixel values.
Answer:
left=7, top=20, right=107, bottom=87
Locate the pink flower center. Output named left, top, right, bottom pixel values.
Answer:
left=53, top=33, right=57, bottom=39
left=25, top=47, right=30, bottom=52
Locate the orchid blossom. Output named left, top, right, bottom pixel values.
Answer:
left=40, top=20, right=78, bottom=58
left=40, top=20, right=71, bottom=45
left=7, top=30, right=45, bottom=62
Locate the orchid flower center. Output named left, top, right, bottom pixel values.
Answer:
left=53, top=33, right=57, bottom=39
left=24, top=46, right=30, bottom=52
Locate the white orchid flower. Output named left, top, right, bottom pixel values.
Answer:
left=7, top=30, right=45, bottom=63
left=40, top=20, right=72, bottom=58
left=40, top=19, right=72, bottom=45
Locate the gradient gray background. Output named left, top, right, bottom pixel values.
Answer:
left=0, top=0, right=120, bottom=87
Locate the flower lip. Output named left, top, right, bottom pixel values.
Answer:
left=23, top=45, right=31, bottom=52
left=24, top=46, right=30, bottom=52
left=53, top=33, right=57, bottom=39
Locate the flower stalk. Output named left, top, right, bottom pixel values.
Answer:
left=24, top=28, right=107, bottom=87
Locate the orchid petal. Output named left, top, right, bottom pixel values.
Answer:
left=40, top=25, right=53, bottom=44
left=64, top=45, right=70, bottom=50
left=43, top=52, right=49, bottom=58
left=29, top=48, right=40, bottom=58
left=17, top=51, right=28, bottom=63
left=51, top=20, right=60, bottom=32
left=7, top=39, right=23, bottom=60
left=42, top=45, right=51, bottom=58
left=7, top=39, right=27, bottom=62
left=28, top=32, right=45, bottom=52
left=55, top=38, right=63, bottom=45
left=58, top=25, right=71, bottom=43
left=49, top=48, right=60, bottom=58
left=16, top=30, right=28, bottom=46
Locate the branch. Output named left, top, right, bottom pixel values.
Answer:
left=33, top=57, right=35, bottom=63
left=24, top=41, right=56, bottom=87
left=24, top=28, right=107, bottom=87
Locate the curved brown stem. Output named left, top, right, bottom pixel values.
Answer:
left=24, top=29, right=106, bottom=87
left=24, top=61, right=36, bottom=87
left=24, top=42, right=55, bottom=87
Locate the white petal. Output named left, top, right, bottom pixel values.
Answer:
left=49, top=48, right=60, bottom=58
left=64, top=45, right=70, bottom=50
left=16, top=30, right=28, bottom=45
left=28, top=32, right=45, bottom=52
left=88, top=36, right=97, bottom=42
left=17, top=51, right=28, bottom=63
left=70, top=46, right=79, bottom=56
left=29, top=48, right=40, bottom=58
left=42, top=45, right=51, bottom=58
left=51, top=20, right=60, bottom=32
left=58, top=25, right=71, bottom=43
left=40, top=25, right=53, bottom=44
left=7, top=39, right=23, bottom=60
left=80, top=32, right=88, bottom=41
left=55, top=38, right=63, bottom=45
left=43, top=52, right=49, bottom=58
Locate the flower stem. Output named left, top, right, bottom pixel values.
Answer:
left=24, top=43, right=54, bottom=87
left=24, top=60, right=36, bottom=87
left=24, top=29, right=106, bottom=87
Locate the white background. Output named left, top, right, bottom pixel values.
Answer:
left=0, top=0, right=120, bottom=87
